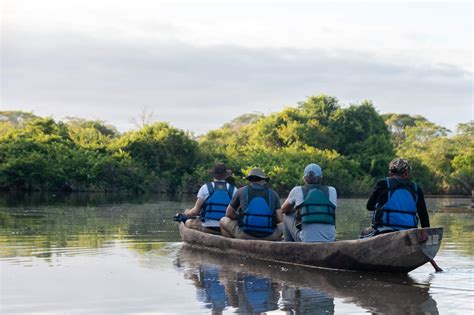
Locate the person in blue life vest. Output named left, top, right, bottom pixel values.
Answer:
left=184, top=163, right=237, bottom=235
left=281, top=163, right=337, bottom=243
left=220, top=168, right=283, bottom=241
left=360, top=158, right=430, bottom=238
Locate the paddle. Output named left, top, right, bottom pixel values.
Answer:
left=173, top=213, right=198, bottom=223
left=173, top=213, right=190, bottom=223
left=418, top=229, right=443, bottom=272
left=428, top=258, right=443, bottom=272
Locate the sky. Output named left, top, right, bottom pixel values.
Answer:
left=1, top=0, right=472, bottom=134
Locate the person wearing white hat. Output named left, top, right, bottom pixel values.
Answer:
left=281, top=163, right=337, bottom=242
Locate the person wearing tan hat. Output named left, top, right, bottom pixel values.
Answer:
left=184, top=163, right=237, bottom=234
left=220, top=167, right=283, bottom=241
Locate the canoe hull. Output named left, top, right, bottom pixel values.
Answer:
left=179, top=223, right=443, bottom=273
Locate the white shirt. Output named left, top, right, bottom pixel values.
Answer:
left=197, top=181, right=237, bottom=200
left=197, top=181, right=237, bottom=227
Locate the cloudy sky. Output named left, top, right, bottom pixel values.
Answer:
left=1, top=0, right=472, bottom=134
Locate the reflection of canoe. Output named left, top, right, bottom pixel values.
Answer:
left=177, top=247, right=439, bottom=314
left=178, top=223, right=443, bottom=273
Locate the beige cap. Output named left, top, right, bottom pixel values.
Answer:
left=245, top=167, right=269, bottom=179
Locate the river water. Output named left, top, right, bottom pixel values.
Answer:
left=0, top=193, right=472, bottom=314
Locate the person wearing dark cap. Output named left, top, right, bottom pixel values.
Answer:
left=220, top=168, right=283, bottom=241
left=360, top=158, right=430, bottom=238
left=184, top=163, right=237, bottom=234
left=281, top=163, right=337, bottom=243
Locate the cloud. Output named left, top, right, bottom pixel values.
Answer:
left=2, top=27, right=472, bottom=134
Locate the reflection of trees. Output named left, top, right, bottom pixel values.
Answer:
left=430, top=212, right=474, bottom=256
left=333, top=198, right=370, bottom=240
left=0, top=191, right=187, bottom=207
left=0, top=195, right=188, bottom=260
left=1, top=193, right=471, bottom=260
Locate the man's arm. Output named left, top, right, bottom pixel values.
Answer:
left=273, top=190, right=283, bottom=223
left=225, top=205, right=239, bottom=220
left=275, top=208, right=283, bottom=223
left=281, top=199, right=295, bottom=214
left=416, top=188, right=430, bottom=227
left=281, top=187, right=297, bottom=214
left=366, top=180, right=386, bottom=211
left=184, top=198, right=204, bottom=217
left=225, top=191, right=241, bottom=220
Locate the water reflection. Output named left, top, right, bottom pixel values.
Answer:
left=281, top=285, right=334, bottom=315
left=189, top=265, right=281, bottom=314
left=0, top=193, right=472, bottom=313
left=176, top=246, right=439, bottom=314
left=177, top=247, right=282, bottom=314
left=0, top=191, right=189, bottom=207
left=0, top=198, right=186, bottom=261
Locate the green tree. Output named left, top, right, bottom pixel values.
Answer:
left=115, top=122, right=200, bottom=191
left=332, top=101, right=394, bottom=177
left=0, top=111, right=39, bottom=127
left=382, top=113, right=428, bottom=147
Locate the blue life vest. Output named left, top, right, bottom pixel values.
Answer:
left=240, top=274, right=277, bottom=313
left=198, top=266, right=227, bottom=310
left=238, top=186, right=275, bottom=235
left=377, top=177, right=418, bottom=230
left=297, top=185, right=336, bottom=226
left=201, top=181, right=235, bottom=222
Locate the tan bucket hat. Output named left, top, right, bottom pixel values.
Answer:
left=245, top=167, right=269, bottom=180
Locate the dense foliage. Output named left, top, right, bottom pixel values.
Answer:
left=1, top=95, right=472, bottom=195
left=0, top=116, right=199, bottom=192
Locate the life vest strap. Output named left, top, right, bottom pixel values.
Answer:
left=383, top=222, right=417, bottom=229
left=204, top=202, right=229, bottom=207
left=300, top=211, right=335, bottom=217
left=245, top=213, right=274, bottom=217
left=301, top=203, right=334, bottom=207
left=383, top=208, right=417, bottom=214
left=226, top=184, right=235, bottom=199
left=242, top=223, right=273, bottom=229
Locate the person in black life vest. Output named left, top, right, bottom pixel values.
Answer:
left=360, top=158, right=430, bottom=238
left=220, top=168, right=283, bottom=241
left=281, top=163, right=337, bottom=242
left=184, top=163, right=237, bottom=235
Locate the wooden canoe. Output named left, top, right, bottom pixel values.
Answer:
left=178, top=223, right=443, bottom=273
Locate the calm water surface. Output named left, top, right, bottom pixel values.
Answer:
left=0, top=193, right=472, bottom=314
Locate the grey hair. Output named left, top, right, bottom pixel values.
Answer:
left=304, top=172, right=322, bottom=184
